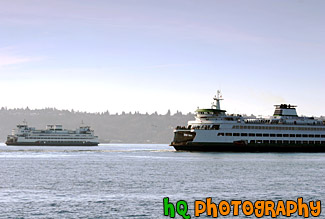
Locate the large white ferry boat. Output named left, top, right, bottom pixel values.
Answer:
left=6, top=122, right=99, bottom=146
left=170, top=91, right=325, bottom=152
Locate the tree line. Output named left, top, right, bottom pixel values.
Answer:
left=0, top=107, right=194, bottom=143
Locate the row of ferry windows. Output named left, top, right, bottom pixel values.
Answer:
left=233, top=125, right=325, bottom=131
left=26, top=137, right=91, bottom=139
left=28, top=134, right=87, bottom=136
left=218, top=133, right=325, bottom=138
left=251, top=140, right=325, bottom=144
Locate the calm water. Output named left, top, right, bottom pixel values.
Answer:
left=0, top=143, right=324, bottom=218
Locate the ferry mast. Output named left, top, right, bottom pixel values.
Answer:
left=212, top=90, right=223, bottom=110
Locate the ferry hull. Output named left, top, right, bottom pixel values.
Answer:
left=6, top=141, right=98, bottom=146
left=171, top=142, right=325, bottom=152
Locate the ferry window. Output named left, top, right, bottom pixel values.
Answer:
left=303, top=141, right=308, bottom=144
left=290, top=141, right=295, bottom=144
left=315, top=141, right=321, bottom=144
left=283, top=140, right=289, bottom=144
left=264, top=140, right=270, bottom=144
left=250, top=140, right=255, bottom=143
left=241, top=133, right=247, bottom=136
left=283, top=134, right=289, bottom=137
left=233, top=133, right=240, bottom=136
left=309, top=134, right=314, bottom=138
left=226, top=133, right=232, bottom=136
left=256, top=133, right=262, bottom=137
left=277, top=134, right=282, bottom=137
left=270, top=140, right=276, bottom=144
left=309, top=141, right=314, bottom=144
left=321, top=135, right=325, bottom=138
left=263, top=133, right=269, bottom=137
left=249, top=133, right=255, bottom=137
left=302, top=134, right=308, bottom=138
left=256, top=140, right=262, bottom=143
left=212, top=125, right=220, bottom=130
left=217, top=133, right=224, bottom=136
left=290, top=134, right=295, bottom=137
left=296, top=134, right=302, bottom=137
left=277, top=140, right=282, bottom=144
left=322, top=141, right=325, bottom=144
left=270, top=134, right=276, bottom=137
left=296, top=141, right=302, bottom=144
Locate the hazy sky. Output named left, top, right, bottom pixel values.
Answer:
left=0, top=0, right=324, bottom=116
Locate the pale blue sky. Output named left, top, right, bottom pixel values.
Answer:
left=0, top=0, right=324, bottom=116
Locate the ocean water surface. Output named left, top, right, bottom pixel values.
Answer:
left=0, top=143, right=324, bottom=218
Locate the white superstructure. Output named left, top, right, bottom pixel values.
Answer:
left=6, top=122, right=99, bottom=146
left=171, top=91, right=325, bottom=152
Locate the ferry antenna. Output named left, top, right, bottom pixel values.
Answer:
left=213, top=90, right=223, bottom=110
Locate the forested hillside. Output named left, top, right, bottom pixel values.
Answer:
left=0, top=108, right=194, bottom=143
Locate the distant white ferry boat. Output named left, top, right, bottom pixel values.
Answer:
left=6, top=122, right=99, bottom=146
left=170, top=91, right=325, bottom=152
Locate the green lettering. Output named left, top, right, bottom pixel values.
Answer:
left=164, top=197, right=175, bottom=218
left=177, top=200, right=191, bottom=219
